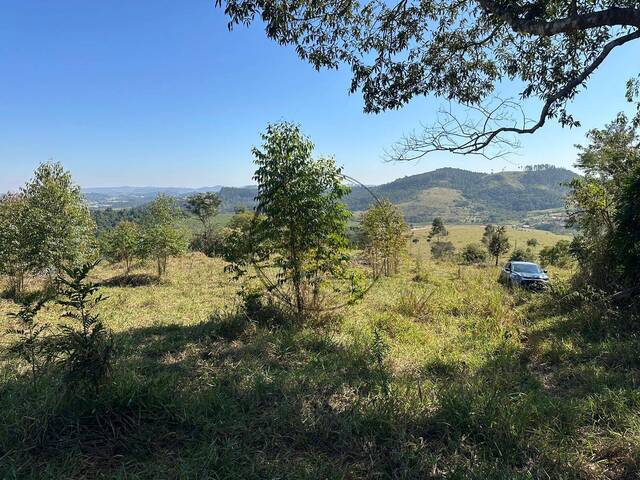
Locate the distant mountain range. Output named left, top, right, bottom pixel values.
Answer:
left=84, top=166, right=578, bottom=232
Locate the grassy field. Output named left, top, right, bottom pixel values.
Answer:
left=409, top=224, right=572, bottom=260
left=1, top=228, right=638, bottom=479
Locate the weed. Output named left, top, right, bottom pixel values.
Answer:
left=395, top=287, right=435, bottom=321
left=5, top=296, right=50, bottom=387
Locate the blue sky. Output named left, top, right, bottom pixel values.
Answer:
left=1, top=0, right=639, bottom=191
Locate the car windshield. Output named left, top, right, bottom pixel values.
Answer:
left=512, top=263, right=542, bottom=274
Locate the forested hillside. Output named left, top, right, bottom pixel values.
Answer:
left=86, top=165, right=577, bottom=231
left=346, top=165, right=577, bottom=225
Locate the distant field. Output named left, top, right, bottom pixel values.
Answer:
left=409, top=224, right=572, bottom=260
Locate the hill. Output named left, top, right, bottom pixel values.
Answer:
left=345, top=166, right=577, bottom=227
left=84, top=166, right=578, bottom=232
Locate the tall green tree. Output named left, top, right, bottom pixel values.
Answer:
left=141, top=195, right=188, bottom=278
left=481, top=224, right=497, bottom=246
left=361, top=200, right=408, bottom=276
left=613, top=168, right=640, bottom=286
left=427, top=217, right=448, bottom=243
left=486, top=226, right=511, bottom=266
left=567, top=114, right=640, bottom=289
left=21, top=162, right=96, bottom=275
left=101, top=221, right=141, bottom=274
left=218, top=0, right=640, bottom=158
left=0, top=162, right=95, bottom=292
left=252, top=122, right=351, bottom=316
left=186, top=192, right=222, bottom=236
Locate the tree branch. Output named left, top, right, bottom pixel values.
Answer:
left=479, top=3, right=640, bottom=35
left=390, top=28, right=640, bottom=160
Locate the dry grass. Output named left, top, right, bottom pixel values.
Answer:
left=408, top=224, right=572, bottom=261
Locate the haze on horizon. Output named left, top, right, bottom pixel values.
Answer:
left=1, top=1, right=638, bottom=191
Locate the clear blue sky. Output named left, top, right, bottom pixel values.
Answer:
left=1, top=0, right=639, bottom=191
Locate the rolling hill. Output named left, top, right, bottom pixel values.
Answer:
left=345, top=166, right=577, bottom=226
left=84, top=166, right=578, bottom=232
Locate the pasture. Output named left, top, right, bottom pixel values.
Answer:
left=1, top=228, right=638, bottom=479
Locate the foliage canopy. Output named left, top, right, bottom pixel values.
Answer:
left=0, top=162, right=95, bottom=293
left=567, top=114, right=640, bottom=290
left=218, top=0, right=640, bottom=158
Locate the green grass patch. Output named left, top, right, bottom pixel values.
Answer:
left=0, top=244, right=637, bottom=479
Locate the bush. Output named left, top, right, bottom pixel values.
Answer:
left=509, top=247, right=535, bottom=262
left=189, top=229, right=225, bottom=257
left=53, top=262, right=113, bottom=393
left=360, top=199, right=408, bottom=276
left=100, top=220, right=141, bottom=274
left=0, top=162, right=95, bottom=293
left=431, top=241, right=455, bottom=260
left=539, top=240, right=572, bottom=267
left=6, top=297, right=50, bottom=387
left=140, top=195, right=188, bottom=278
left=566, top=114, right=639, bottom=291
left=238, top=286, right=287, bottom=326
left=460, top=243, right=487, bottom=264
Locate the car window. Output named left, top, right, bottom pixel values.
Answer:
left=512, top=263, right=542, bottom=274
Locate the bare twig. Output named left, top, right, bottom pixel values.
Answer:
left=389, top=29, right=640, bottom=160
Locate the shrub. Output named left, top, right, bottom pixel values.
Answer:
left=412, top=257, right=430, bottom=282
left=100, top=220, right=141, bottom=274
left=189, top=229, right=225, bottom=257
left=361, top=199, right=408, bottom=276
left=6, top=297, right=50, bottom=387
left=431, top=241, right=455, bottom=260
left=461, top=243, right=487, bottom=264
left=566, top=114, right=640, bottom=291
left=509, top=247, right=535, bottom=262
left=21, top=162, right=96, bottom=275
left=0, top=194, right=31, bottom=294
left=395, top=288, right=434, bottom=321
left=53, top=262, right=113, bottom=392
left=0, top=162, right=95, bottom=292
left=249, top=122, right=351, bottom=317
left=539, top=240, right=572, bottom=267
left=238, top=285, right=287, bottom=326
left=526, top=238, right=539, bottom=248
left=140, top=195, right=188, bottom=278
